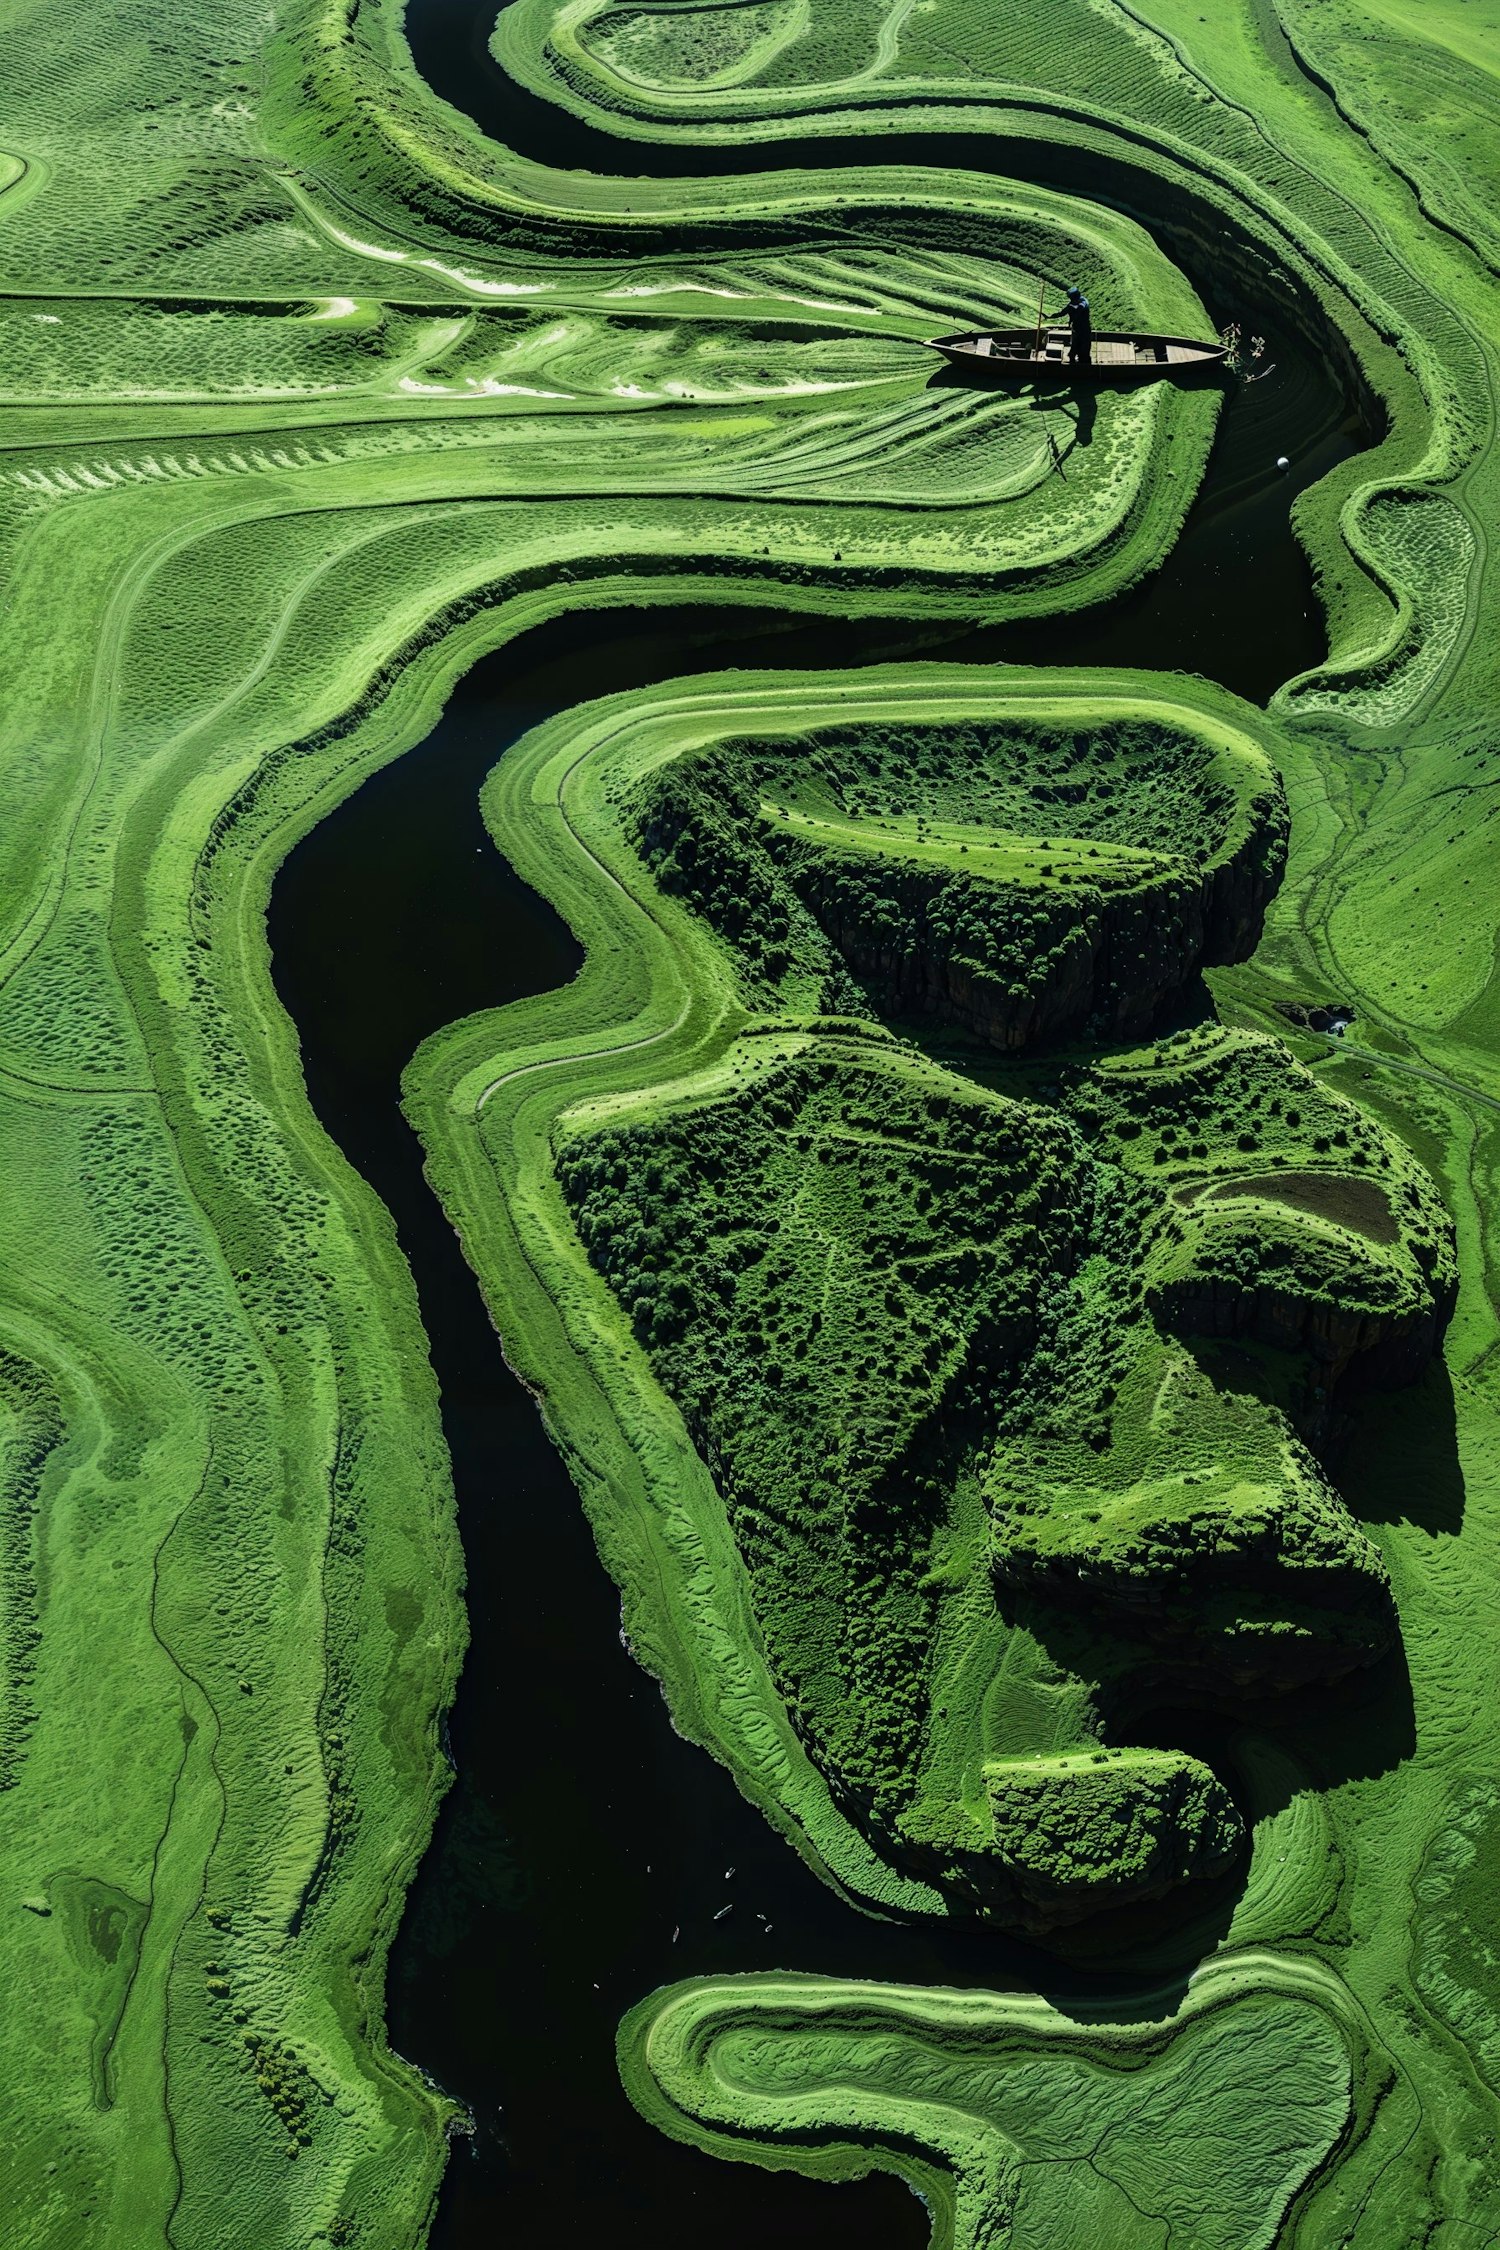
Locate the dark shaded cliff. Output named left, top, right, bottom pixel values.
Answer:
left=767, top=816, right=1282, bottom=1049
left=634, top=723, right=1288, bottom=1051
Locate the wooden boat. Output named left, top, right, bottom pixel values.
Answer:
left=929, top=327, right=1229, bottom=381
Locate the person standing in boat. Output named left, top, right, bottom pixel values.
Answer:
left=1048, top=285, right=1093, bottom=366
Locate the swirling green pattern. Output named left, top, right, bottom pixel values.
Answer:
left=1, top=0, right=1499, bottom=2243
left=619, top=1958, right=1366, bottom=2250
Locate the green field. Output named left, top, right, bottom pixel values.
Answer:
left=1, top=0, right=1499, bottom=2242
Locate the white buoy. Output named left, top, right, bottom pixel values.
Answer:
left=1276, top=455, right=1291, bottom=472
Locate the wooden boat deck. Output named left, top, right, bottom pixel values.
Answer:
left=931, top=328, right=1229, bottom=380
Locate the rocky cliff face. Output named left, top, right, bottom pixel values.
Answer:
left=992, top=1464, right=1398, bottom=1696
left=1149, top=1268, right=1458, bottom=1391
left=766, top=805, right=1282, bottom=1052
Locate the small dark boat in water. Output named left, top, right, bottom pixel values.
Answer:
left=930, top=328, right=1229, bottom=381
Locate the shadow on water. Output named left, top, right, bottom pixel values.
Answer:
left=1337, top=1358, right=1467, bottom=1540
left=264, top=7, right=1398, bottom=2243
left=404, top=0, right=1392, bottom=433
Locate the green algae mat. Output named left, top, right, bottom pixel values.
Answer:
left=2, top=0, right=1500, bottom=2243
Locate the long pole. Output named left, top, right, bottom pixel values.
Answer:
left=1033, top=276, right=1046, bottom=362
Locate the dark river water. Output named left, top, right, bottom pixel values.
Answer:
left=267, top=11, right=1373, bottom=2243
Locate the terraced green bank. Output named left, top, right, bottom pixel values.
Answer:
left=1, top=0, right=1499, bottom=2240
left=619, top=1958, right=1371, bottom=2250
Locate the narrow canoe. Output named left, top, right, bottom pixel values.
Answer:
left=930, top=328, right=1229, bottom=381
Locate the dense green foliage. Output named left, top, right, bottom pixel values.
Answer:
left=558, top=1054, right=1093, bottom=1858
left=635, top=711, right=1287, bottom=1042
left=3, top=0, right=1500, bottom=2240
left=552, top=707, right=1450, bottom=1921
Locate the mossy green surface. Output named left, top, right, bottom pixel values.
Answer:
left=1, top=0, right=1499, bottom=2242
left=635, top=702, right=1287, bottom=1042
left=618, top=1958, right=1364, bottom=2249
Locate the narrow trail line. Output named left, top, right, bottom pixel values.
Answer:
left=1326, top=1035, right=1500, bottom=1117
left=858, top=0, right=921, bottom=85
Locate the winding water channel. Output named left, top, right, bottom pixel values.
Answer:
left=268, top=16, right=1373, bottom=2244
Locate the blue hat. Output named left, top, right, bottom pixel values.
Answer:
left=1067, top=286, right=1085, bottom=301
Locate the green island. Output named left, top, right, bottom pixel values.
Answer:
left=408, top=663, right=1453, bottom=1935
left=0, top=0, right=1498, bottom=2243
